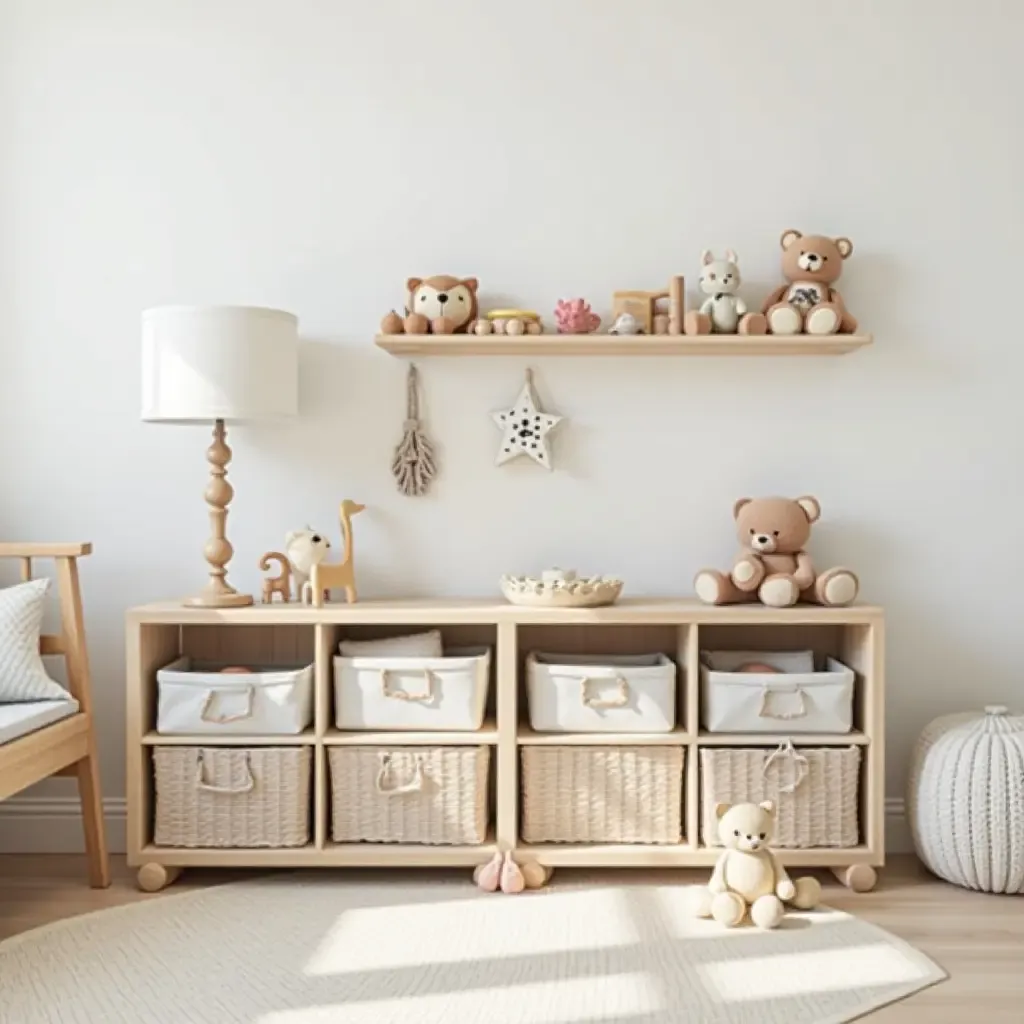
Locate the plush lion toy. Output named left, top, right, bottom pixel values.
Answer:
left=694, top=801, right=821, bottom=929
left=380, top=276, right=479, bottom=335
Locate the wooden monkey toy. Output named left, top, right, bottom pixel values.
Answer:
left=259, top=552, right=291, bottom=603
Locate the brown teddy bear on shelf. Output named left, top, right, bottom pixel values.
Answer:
left=762, top=230, right=857, bottom=335
left=694, top=496, right=859, bottom=608
left=380, top=276, right=479, bottom=335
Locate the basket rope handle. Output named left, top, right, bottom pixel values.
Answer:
left=580, top=675, right=630, bottom=709
left=379, top=668, right=435, bottom=703
left=200, top=684, right=255, bottom=724
left=375, top=753, right=426, bottom=796
left=194, top=751, right=255, bottom=795
left=761, top=740, right=809, bottom=794
left=757, top=684, right=808, bottom=721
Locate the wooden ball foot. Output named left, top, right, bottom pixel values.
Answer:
left=831, top=864, right=877, bottom=892
left=137, top=863, right=182, bottom=893
left=519, top=858, right=553, bottom=889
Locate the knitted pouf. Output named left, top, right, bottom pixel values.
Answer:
left=907, top=705, right=1024, bottom=893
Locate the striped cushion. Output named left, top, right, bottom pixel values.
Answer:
left=0, top=579, right=69, bottom=702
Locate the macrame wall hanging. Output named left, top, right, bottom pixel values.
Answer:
left=391, top=364, right=437, bottom=496
left=492, top=367, right=564, bottom=470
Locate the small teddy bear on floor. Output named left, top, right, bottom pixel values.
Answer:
left=695, top=801, right=821, bottom=929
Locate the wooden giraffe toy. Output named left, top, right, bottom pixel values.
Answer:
left=308, top=500, right=365, bottom=606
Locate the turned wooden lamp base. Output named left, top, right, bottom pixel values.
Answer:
left=184, top=418, right=254, bottom=609
left=185, top=589, right=253, bottom=609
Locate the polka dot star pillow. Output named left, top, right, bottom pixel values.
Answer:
left=0, top=579, right=70, bottom=702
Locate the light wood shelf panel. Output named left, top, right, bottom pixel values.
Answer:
left=517, top=843, right=874, bottom=869
left=127, top=601, right=885, bottom=879
left=324, top=721, right=498, bottom=745
left=515, top=843, right=695, bottom=867
left=138, top=839, right=496, bottom=868
left=518, top=726, right=690, bottom=746
left=142, top=731, right=316, bottom=746
left=375, top=333, right=873, bottom=357
left=696, top=731, right=869, bottom=746
left=128, top=597, right=883, bottom=626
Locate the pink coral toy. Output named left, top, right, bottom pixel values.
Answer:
left=554, top=298, right=601, bottom=334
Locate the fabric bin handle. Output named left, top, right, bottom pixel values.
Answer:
left=200, top=685, right=255, bottom=725
left=194, top=751, right=255, bottom=795
left=375, top=753, right=426, bottom=796
left=379, top=668, right=435, bottom=703
left=761, top=740, right=809, bottom=794
left=758, top=684, right=808, bottom=721
left=580, top=675, right=630, bottom=709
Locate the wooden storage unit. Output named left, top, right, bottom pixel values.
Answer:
left=126, top=599, right=884, bottom=892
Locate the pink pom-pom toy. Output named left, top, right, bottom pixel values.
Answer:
left=554, top=298, right=601, bottom=334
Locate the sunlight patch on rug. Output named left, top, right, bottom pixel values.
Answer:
left=304, top=886, right=642, bottom=975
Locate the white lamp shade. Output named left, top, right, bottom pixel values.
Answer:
left=142, top=305, right=299, bottom=422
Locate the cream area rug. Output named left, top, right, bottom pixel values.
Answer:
left=0, top=875, right=944, bottom=1023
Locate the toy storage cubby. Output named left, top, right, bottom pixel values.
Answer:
left=127, top=600, right=883, bottom=894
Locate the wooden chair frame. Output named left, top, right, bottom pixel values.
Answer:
left=0, top=543, right=110, bottom=887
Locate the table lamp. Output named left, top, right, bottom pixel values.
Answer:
left=142, top=305, right=299, bottom=607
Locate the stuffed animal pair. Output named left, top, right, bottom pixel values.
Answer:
left=695, top=801, right=821, bottom=929
left=684, top=231, right=857, bottom=336
left=695, top=496, right=859, bottom=608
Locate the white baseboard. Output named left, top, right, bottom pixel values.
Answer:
left=0, top=794, right=914, bottom=857
left=885, top=797, right=911, bottom=854
left=0, top=796, right=127, bottom=854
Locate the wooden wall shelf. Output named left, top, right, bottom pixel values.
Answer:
left=126, top=599, right=885, bottom=892
left=375, top=333, right=873, bottom=357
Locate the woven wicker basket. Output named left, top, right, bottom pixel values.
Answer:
left=701, top=744, right=861, bottom=848
left=329, top=746, right=490, bottom=845
left=521, top=746, right=683, bottom=844
left=153, top=746, right=311, bottom=848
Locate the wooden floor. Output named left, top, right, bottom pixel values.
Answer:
left=1, top=854, right=1021, bottom=1021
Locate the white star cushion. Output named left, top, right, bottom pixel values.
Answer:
left=0, top=579, right=70, bottom=702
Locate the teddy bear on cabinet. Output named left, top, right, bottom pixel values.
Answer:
left=380, top=276, right=479, bottom=335
left=762, top=230, right=857, bottom=335
left=694, top=496, right=859, bottom=608
left=695, top=801, right=821, bottom=930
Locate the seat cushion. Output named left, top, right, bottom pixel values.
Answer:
left=0, top=698, right=80, bottom=745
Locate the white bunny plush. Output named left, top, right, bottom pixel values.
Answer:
left=699, top=249, right=744, bottom=332
left=684, top=250, right=766, bottom=335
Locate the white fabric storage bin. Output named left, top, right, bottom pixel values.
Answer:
left=156, top=658, right=314, bottom=735
left=701, top=652, right=854, bottom=734
left=329, top=745, right=490, bottom=844
left=526, top=651, right=676, bottom=733
left=333, top=647, right=490, bottom=731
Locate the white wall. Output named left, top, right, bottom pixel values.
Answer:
left=1, top=0, right=1020, bottom=851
